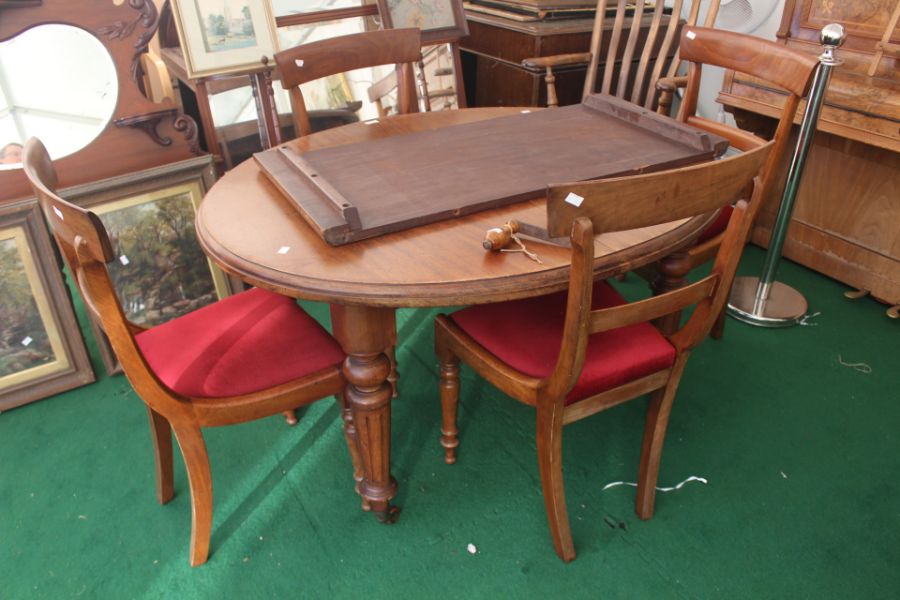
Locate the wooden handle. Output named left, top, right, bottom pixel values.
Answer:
left=483, top=220, right=520, bottom=251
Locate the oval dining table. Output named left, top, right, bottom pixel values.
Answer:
left=195, top=106, right=714, bottom=522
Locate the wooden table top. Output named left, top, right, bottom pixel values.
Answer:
left=196, top=107, right=710, bottom=308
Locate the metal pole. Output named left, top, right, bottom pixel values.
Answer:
left=727, top=23, right=846, bottom=328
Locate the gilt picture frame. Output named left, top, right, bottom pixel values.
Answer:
left=61, top=155, right=242, bottom=374
left=169, top=0, right=280, bottom=79
left=376, top=0, right=469, bottom=44
left=0, top=199, right=94, bottom=411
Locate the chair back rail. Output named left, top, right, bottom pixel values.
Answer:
left=675, top=27, right=818, bottom=202
left=543, top=141, right=771, bottom=400
left=275, top=29, right=421, bottom=137
left=546, top=140, right=772, bottom=237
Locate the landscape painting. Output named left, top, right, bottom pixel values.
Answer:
left=195, top=0, right=258, bottom=53
left=94, top=183, right=222, bottom=327
left=173, top=0, right=278, bottom=77
left=0, top=227, right=66, bottom=388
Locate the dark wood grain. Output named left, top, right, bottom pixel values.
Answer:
left=254, top=95, right=726, bottom=245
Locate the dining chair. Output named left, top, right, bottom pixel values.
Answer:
left=274, top=28, right=422, bottom=138
left=644, top=26, right=818, bottom=338
left=434, top=136, right=773, bottom=562
left=368, top=44, right=460, bottom=117
left=22, top=138, right=349, bottom=567
left=523, top=0, right=721, bottom=109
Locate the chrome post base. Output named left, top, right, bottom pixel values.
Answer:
left=727, top=276, right=808, bottom=328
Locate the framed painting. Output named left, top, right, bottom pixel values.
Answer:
left=169, top=0, right=280, bottom=79
left=376, top=0, right=469, bottom=44
left=0, top=199, right=94, bottom=411
left=61, top=155, right=242, bottom=374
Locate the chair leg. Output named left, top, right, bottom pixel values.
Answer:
left=536, top=405, right=575, bottom=562
left=172, top=425, right=213, bottom=567
left=635, top=360, right=686, bottom=520
left=146, top=407, right=174, bottom=505
left=710, top=304, right=727, bottom=340
left=337, top=392, right=371, bottom=511
left=438, top=354, right=460, bottom=464
left=282, top=410, right=299, bottom=426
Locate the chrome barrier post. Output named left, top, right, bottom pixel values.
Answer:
left=727, top=23, right=846, bottom=327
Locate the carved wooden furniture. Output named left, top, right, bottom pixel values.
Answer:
left=195, top=106, right=734, bottom=525
left=0, top=0, right=199, bottom=202
left=650, top=27, right=818, bottom=337
left=523, top=0, right=720, bottom=109
left=23, top=138, right=348, bottom=567
left=460, top=7, right=678, bottom=107
left=717, top=0, right=900, bottom=313
left=274, top=29, right=422, bottom=139
left=434, top=140, right=772, bottom=562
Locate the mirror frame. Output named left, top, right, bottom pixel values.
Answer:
left=0, top=0, right=201, bottom=201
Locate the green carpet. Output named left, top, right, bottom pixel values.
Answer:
left=1, top=246, right=897, bottom=599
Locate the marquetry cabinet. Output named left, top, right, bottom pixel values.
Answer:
left=718, top=0, right=900, bottom=308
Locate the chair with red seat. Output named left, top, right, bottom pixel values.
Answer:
left=22, top=138, right=348, bottom=567
left=647, top=27, right=818, bottom=338
left=435, top=138, right=773, bottom=562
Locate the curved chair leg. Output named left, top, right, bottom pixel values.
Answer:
left=710, top=304, right=727, bottom=340
left=636, top=358, right=688, bottom=520
left=337, top=392, right=371, bottom=511
left=437, top=352, right=460, bottom=464
left=536, top=405, right=575, bottom=562
left=146, top=407, right=174, bottom=505
left=173, top=425, right=213, bottom=567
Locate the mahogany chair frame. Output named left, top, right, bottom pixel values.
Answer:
left=523, top=0, right=721, bottom=109
left=650, top=26, right=818, bottom=337
left=274, top=28, right=422, bottom=138
left=22, top=139, right=347, bottom=567
left=435, top=140, right=773, bottom=562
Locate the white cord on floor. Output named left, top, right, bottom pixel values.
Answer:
left=601, top=475, right=708, bottom=492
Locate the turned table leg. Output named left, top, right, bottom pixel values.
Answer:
left=652, top=250, right=692, bottom=335
left=330, top=304, right=399, bottom=522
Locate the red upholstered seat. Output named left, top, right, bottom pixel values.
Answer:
left=137, top=288, right=345, bottom=398
left=697, top=205, right=734, bottom=244
left=450, top=281, right=676, bottom=404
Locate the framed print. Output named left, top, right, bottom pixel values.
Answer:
left=170, top=0, right=280, bottom=79
left=376, top=0, right=469, bottom=44
left=61, top=155, right=242, bottom=374
left=0, top=199, right=94, bottom=411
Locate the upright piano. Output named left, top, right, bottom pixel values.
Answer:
left=718, top=0, right=899, bottom=312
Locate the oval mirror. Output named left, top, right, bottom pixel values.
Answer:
left=0, top=24, right=118, bottom=169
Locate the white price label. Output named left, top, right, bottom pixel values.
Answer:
left=564, top=193, right=584, bottom=207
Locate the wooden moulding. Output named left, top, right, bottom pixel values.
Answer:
left=254, top=94, right=727, bottom=246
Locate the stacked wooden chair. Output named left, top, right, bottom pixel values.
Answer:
left=22, top=138, right=350, bottom=567
left=435, top=28, right=818, bottom=562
